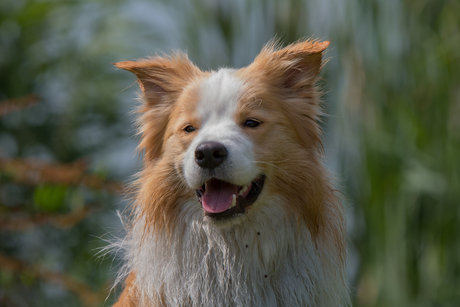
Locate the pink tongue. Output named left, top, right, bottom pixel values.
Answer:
left=202, top=179, right=238, bottom=213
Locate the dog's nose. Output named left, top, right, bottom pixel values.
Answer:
left=195, top=141, right=228, bottom=169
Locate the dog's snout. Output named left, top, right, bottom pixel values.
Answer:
left=195, top=141, right=227, bottom=169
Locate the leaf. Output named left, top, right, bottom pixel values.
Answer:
left=33, top=184, right=68, bottom=213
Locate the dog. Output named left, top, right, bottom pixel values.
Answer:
left=112, top=39, right=349, bottom=307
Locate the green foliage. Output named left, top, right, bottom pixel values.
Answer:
left=33, top=184, right=68, bottom=212
left=0, top=0, right=127, bottom=305
left=347, top=1, right=460, bottom=305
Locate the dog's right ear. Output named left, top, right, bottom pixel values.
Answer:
left=114, top=53, right=201, bottom=105
left=114, top=54, right=202, bottom=161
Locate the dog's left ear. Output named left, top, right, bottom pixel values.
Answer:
left=275, top=40, right=329, bottom=88
left=249, top=39, right=329, bottom=91
left=244, top=39, right=330, bottom=151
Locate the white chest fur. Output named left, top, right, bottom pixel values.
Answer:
left=118, top=200, right=348, bottom=307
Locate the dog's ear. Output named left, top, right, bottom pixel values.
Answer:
left=274, top=40, right=329, bottom=88
left=114, top=54, right=202, bottom=161
left=114, top=53, right=200, bottom=105
left=243, top=39, right=329, bottom=152
left=250, top=39, right=329, bottom=91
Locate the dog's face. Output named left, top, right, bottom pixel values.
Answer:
left=175, top=69, right=263, bottom=220
left=116, top=40, right=329, bottom=228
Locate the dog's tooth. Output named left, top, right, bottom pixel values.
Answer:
left=230, top=194, right=236, bottom=208
left=239, top=185, right=248, bottom=196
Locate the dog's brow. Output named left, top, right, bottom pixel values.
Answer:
left=241, top=97, right=263, bottom=111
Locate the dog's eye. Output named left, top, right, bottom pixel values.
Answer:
left=243, top=119, right=260, bottom=128
left=184, top=125, right=196, bottom=133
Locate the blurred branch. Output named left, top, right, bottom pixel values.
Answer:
left=0, top=206, right=101, bottom=231
left=0, top=158, right=124, bottom=194
left=0, top=253, right=106, bottom=307
left=0, top=94, right=40, bottom=117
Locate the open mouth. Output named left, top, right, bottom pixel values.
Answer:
left=196, top=175, right=265, bottom=220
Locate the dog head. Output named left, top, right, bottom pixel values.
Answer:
left=115, top=39, right=329, bottom=231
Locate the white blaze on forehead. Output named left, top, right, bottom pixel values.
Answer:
left=197, top=68, right=243, bottom=123
left=194, top=68, right=243, bottom=147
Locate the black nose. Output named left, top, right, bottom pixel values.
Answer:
left=195, top=141, right=228, bottom=169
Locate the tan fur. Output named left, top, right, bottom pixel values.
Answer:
left=113, top=273, right=139, bottom=307
left=235, top=39, right=345, bottom=254
left=115, top=54, right=208, bottom=235
left=115, top=54, right=208, bottom=162
left=113, top=39, right=348, bottom=306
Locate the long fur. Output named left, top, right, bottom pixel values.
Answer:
left=112, top=39, right=349, bottom=307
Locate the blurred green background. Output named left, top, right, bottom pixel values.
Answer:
left=0, top=0, right=459, bottom=306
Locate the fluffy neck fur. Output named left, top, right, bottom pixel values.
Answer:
left=116, top=197, right=349, bottom=307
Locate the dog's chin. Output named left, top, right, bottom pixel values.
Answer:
left=194, top=174, right=266, bottom=223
